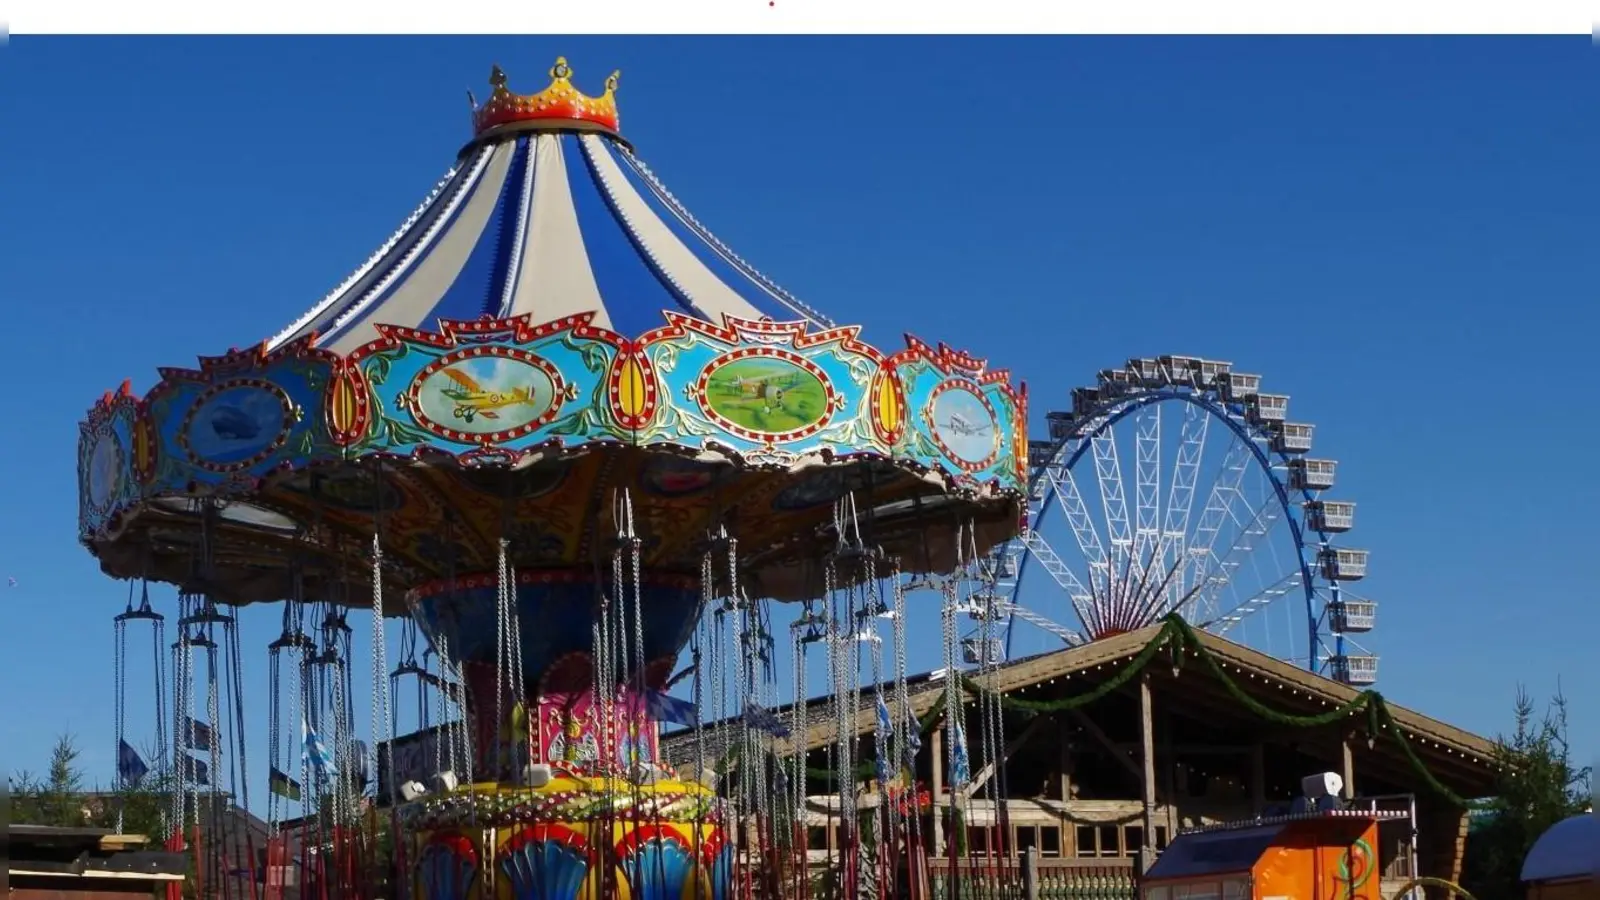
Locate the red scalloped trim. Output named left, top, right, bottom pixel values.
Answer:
left=348, top=312, right=627, bottom=362
left=148, top=334, right=341, bottom=402
left=640, top=312, right=888, bottom=363
left=502, top=823, right=593, bottom=860
left=613, top=823, right=693, bottom=857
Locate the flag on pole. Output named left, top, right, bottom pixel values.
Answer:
left=180, top=755, right=210, bottom=786
left=268, top=767, right=302, bottom=801
left=949, top=720, right=971, bottom=788
left=117, top=740, right=149, bottom=787
left=184, top=717, right=215, bottom=752
left=643, top=690, right=698, bottom=727
left=903, top=711, right=923, bottom=767
left=302, top=717, right=338, bottom=777
left=874, top=695, right=894, bottom=782
left=742, top=702, right=791, bottom=738
left=351, top=740, right=370, bottom=788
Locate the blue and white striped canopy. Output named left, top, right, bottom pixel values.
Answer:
left=268, top=132, right=832, bottom=355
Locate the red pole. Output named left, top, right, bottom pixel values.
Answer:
left=166, top=830, right=185, bottom=900
left=190, top=824, right=208, bottom=900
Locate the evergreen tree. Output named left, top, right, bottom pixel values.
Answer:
left=1460, top=688, right=1591, bottom=899
left=9, top=733, right=176, bottom=837
left=11, top=734, right=90, bottom=826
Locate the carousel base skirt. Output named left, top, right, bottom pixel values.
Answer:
left=408, top=777, right=733, bottom=900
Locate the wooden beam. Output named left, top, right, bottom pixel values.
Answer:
left=930, top=724, right=946, bottom=857
left=1139, top=673, right=1157, bottom=872
left=1066, top=708, right=1142, bottom=782
left=1058, top=717, right=1074, bottom=802
left=1341, top=731, right=1357, bottom=800
left=961, top=716, right=1048, bottom=799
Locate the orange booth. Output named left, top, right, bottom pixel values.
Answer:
left=1139, top=810, right=1405, bottom=900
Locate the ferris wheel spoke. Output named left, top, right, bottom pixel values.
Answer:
left=1118, top=533, right=1188, bottom=631
left=1018, top=529, right=1100, bottom=634
left=1182, top=438, right=1253, bottom=608
left=1089, top=423, right=1134, bottom=589
left=1202, top=570, right=1305, bottom=636
left=1043, top=464, right=1114, bottom=624
left=1133, top=406, right=1162, bottom=571
left=1160, top=404, right=1210, bottom=604
left=995, top=599, right=1087, bottom=647
left=1187, top=481, right=1285, bottom=622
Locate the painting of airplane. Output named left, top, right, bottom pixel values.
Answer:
left=438, top=369, right=540, bottom=424
left=704, top=359, right=828, bottom=434
left=725, top=372, right=806, bottom=414
left=941, top=412, right=993, bottom=438
left=185, top=385, right=288, bottom=466
left=931, top=388, right=1001, bottom=466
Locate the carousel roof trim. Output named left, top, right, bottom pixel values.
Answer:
left=264, top=58, right=833, bottom=355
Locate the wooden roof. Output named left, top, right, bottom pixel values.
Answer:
left=665, top=624, right=1499, bottom=799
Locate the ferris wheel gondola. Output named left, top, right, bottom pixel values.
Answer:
left=975, top=355, right=1379, bottom=684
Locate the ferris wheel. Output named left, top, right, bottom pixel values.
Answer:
left=969, top=355, right=1378, bottom=685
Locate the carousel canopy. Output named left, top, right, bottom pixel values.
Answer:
left=270, top=59, right=830, bottom=355
left=77, top=57, right=1027, bottom=610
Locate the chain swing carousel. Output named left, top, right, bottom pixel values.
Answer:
left=78, top=58, right=1029, bottom=900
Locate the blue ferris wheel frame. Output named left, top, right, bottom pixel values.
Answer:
left=1001, top=386, right=1345, bottom=673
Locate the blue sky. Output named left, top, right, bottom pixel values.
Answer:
left=2, top=37, right=1596, bottom=799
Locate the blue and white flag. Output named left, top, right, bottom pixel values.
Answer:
left=742, top=702, right=791, bottom=739
left=903, top=712, right=923, bottom=768
left=302, top=717, right=338, bottom=778
left=643, top=690, right=698, bottom=728
left=117, top=740, right=149, bottom=787
left=874, top=695, right=894, bottom=782
left=184, top=718, right=215, bottom=752
left=949, top=720, right=971, bottom=788
left=351, top=739, right=370, bottom=788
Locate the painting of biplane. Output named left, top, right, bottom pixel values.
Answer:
left=414, top=356, right=556, bottom=436
left=702, top=357, right=829, bottom=435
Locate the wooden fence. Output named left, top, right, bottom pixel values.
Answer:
left=927, top=855, right=1137, bottom=900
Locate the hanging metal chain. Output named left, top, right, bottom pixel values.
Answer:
left=495, top=536, right=511, bottom=780
left=268, top=642, right=283, bottom=830
left=371, top=530, right=396, bottom=806
left=225, top=610, right=251, bottom=823
left=152, top=594, right=168, bottom=799
left=113, top=593, right=127, bottom=829
left=790, top=615, right=808, bottom=827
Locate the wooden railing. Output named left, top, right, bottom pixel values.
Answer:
left=927, top=856, right=1137, bottom=900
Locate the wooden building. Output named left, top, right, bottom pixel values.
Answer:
left=7, top=825, right=187, bottom=900
left=669, top=623, right=1498, bottom=899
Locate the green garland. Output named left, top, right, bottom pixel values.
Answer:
left=762, top=612, right=1484, bottom=810
left=947, top=614, right=1485, bottom=809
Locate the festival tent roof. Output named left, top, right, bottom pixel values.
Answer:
left=267, top=60, right=830, bottom=356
